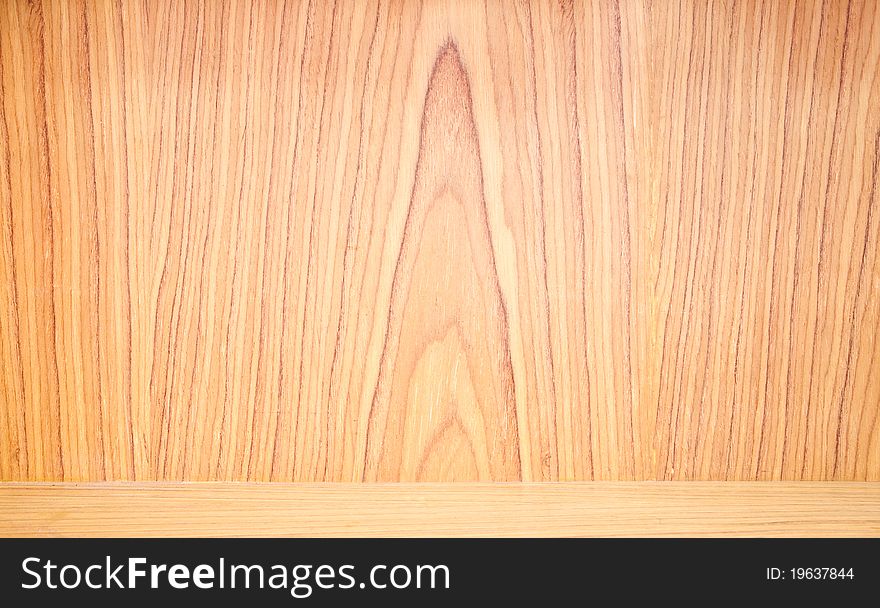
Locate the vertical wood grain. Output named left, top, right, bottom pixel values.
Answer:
left=1, top=0, right=149, bottom=480
left=649, top=0, right=880, bottom=480
left=1, top=0, right=878, bottom=481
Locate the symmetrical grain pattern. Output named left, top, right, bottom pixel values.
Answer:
left=1, top=483, right=878, bottom=537
left=1, top=0, right=878, bottom=482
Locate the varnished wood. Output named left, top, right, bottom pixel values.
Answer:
left=1, top=482, right=878, bottom=537
left=1, top=0, right=878, bottom=482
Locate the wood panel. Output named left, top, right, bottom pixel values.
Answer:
left=1, top=0, right=878, bottom=482
left=1, top=482, right=878, bottom=537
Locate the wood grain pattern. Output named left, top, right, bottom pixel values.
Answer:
left=1, top=0, right=878, bottom=482
left=1, top=482, right=878, bottom=537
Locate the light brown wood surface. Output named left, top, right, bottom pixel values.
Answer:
left=0, top=482, right=877, bottom=537
left=1, top=0, right=879, bottom=483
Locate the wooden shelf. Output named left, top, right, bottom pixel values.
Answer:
left=1, top=482, right=877, bottom=538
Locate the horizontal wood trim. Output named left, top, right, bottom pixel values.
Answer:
left=1, top=482, right=877, bottom=538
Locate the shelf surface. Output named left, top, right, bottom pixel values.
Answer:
left=1, top=482, right=878, bottom=538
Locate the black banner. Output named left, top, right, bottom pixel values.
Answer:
left=0, top=539, right=875, bottom=605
